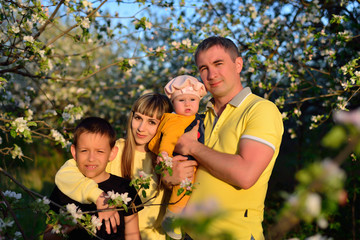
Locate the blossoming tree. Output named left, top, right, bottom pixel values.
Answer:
left=1, top=0, right=359, bottom=239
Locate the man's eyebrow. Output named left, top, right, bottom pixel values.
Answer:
left=198, top=58, right=224, bottom=69
left=198, top=64, right=206, bottom=69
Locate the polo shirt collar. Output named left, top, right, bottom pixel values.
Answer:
left=206, top=87, right=252, bottom=111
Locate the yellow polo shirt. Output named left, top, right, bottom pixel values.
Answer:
left=186, top=87, right=283, bottom=240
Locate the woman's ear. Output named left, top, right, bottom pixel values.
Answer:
left=70, top=144, right=77, bottom=160
left=109, top=146, right=119, bottom=162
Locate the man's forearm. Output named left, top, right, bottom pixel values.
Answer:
left=188, top=139, right=273, bottom=189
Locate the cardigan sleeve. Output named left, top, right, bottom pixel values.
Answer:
left=55, top=159, right=103, bottom=204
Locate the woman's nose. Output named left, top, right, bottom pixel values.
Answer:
left=138, top=121, right=145, bottom=131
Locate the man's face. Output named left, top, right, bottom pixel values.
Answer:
left=71, top=132, right=117, bottom=183
left=197, top=45, right=243, bottom=101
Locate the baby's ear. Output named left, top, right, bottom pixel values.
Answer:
left=70, top=144, right=77, bottom=160
left=109, top=146, right=119, bottom=162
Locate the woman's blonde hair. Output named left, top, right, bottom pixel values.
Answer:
left=121, top=93, right=173, bottom=179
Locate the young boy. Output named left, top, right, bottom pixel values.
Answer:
left=148, top=75, right=207, bottom=239
left=44, top=117, right=143, bottom=240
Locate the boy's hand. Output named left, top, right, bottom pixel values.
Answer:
left=96, top=192, right=120, bottom=234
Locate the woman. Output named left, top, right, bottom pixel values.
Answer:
left=54, top=93, right=196, bottom=240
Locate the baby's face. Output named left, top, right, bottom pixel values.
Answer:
left=71, top=132, right=115, bottom=183
left=172, top=94, right=200, bottom=116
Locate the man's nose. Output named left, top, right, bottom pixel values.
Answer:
left=208, top=67, right=217, bottom=80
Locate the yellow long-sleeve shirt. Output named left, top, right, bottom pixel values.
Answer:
left=148, top=113, right=196, bottom=156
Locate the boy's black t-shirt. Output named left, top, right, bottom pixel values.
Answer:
left=49, top=174, right=143, bottom=240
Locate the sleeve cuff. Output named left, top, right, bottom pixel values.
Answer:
left=88, top=188, right=104, bottom=203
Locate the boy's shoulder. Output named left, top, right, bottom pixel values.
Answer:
left=98, top=174, right=132, bottom=191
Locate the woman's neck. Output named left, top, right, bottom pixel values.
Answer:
left=135, top=144, right=148, bottom=152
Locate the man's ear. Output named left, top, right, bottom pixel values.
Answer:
left=236, top=57, right=243, bottom=73
left=70, top=144, right=77, bottom=160
left=109, top=146, right=119, bottom=162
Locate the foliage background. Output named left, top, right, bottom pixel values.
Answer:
left=1, top=0, right=360, bottom=239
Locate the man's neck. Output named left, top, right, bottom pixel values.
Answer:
left=213, top=89, right=242, bottom=117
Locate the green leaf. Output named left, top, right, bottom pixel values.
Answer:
left=10, top=129, right=17, bottom=138
left=322, top=125, right=347, bottom=149
left=142, top=190, right=146, bottom=199
left=177, top=188, right=184, bottom=196
left=27, top=121, right=37, bottom=127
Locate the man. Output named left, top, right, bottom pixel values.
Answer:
left=174, top=36, right=284, bottom=240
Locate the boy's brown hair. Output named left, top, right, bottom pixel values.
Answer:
left=73, top=117, right=117, bottom=148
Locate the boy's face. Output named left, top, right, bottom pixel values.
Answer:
left=172, top=94, right=200, bottom=116
left=71, top=132, right=118, bottom=183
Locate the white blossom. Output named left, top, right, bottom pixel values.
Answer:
left=120, top=192, right=132, bottom=205
left=62, top=112, right=71, bottom=121
left=45, top=109, right=57, bottom=116
left=38, top=50, right=45, bottom=58
left=14, top=231, right=22, bottom=240
left=51, top=224, right=62, bottom=234
left=82, top=0, right=92, bottom=8
left=91, top=216, right=102, bottom=233
left=138, top=170, right=150, bottom=179
left=180, top=178, right=192, bottom=191
left=0, top=218, right=15, bottom=230
left=145, top=21, right=152, bottom=29
left=3, top=190, right=22, bottom=200
left=305, top=193, right=321, bottom=217
left=317, top=217, right=328, bottom=229
left=25, top=109, right=33, bottom=121
left=66, top=203, right=83, bottom=222
left=12, top=117, right=29, bottom=133
left=11, top=144, right=24, bottom=159
left=294, top=108, right=301, bottom=117
left=37, top=196, right=50, bottom=205
left=181, top=38, right=191, bottom=48
left=171, top=41, right=181, bottom=49
left=81, top=18, right=90, bottom=29
left=51, top=129, right=64, bottom=142
left=128, top=59, right=136, bottom=67
left=12, top=26, right=20, bottom=33
left=305, top=234, right=331, bottom=240
left=23, top=35, right=34, bottom=43
left=107, top=190, right=121, bottom=200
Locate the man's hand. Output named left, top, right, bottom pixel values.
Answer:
left=96, top=192, right=120, bottom=234
left=174, top=120, right=200, bottom=156
left=162, top=155, right=197, bottom=187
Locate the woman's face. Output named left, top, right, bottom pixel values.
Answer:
left=131, top=111, right=160, bottom=152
